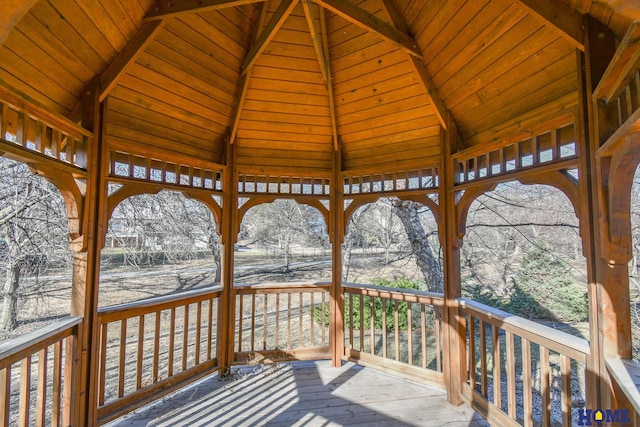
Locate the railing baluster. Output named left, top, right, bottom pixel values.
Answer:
left=348, top=293, right=354, bottom=350
left=19, top=355, right=32, bottom=426
left=136, top=315, right=145, bottom=390
left=370, top=296, right=375, bottom=355
left=263, top=295, right=268, bottom=351
left=275, top=294, right=281, bottom=348
left=168, top=308, right=175, bottom=377
left=421, top=304, right=427, bottom=369
left=540, top=346, right=551, bottom=427
left=435, top=308, right=442, bottom=372
left=506, top=331, right=516, bottom=419
left=238, top=295, right=244, bottom=352
left=36, top=348, right=47, bottom=427
left=394, top=300, right=400, bottom=361
left=98, top=324, right=107, bottom=406
left=298, top=293, right=303, bottom=347
left=322, top=292, right=326, bottom=343
left=0, top=367, right=10, bottom=426
left=118, top=320, right=127, bottom=398
left=207, top=299, right=213, bottom=360
left=287, top=293, right=292, bottom=349
left=310, top=292, right=315, bottom=346
left=561, top=354, right=572, bottom=427
left=251, top=295, right=256, bottom=351
left=469, top=315, right=476, bottom=391
left=522, top=338, right=532, bottom=427
left=479, top=320, right=487, bottom=397
left=382, top=298, right=387, bottom=359
left=52, top=341, right=62, bottom=427
left=359, top=294, right=364, bottom=352
left=407, top=302, right=413, bottom=365
left=195, top=302, right=202, bottom=365
left=492, top=325, right=501, bottom=409
left=182, top=305, right=190, bottom=371
left=153, top=311, right=161, bottom=384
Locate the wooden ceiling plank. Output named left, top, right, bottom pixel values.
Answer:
left=0, top=0, right=39, bottom=44
left=314, top=0, right=422, bottom=59
left=99, top=19, right=166, bottom=102
left=302, top=0, right=328, bottom=82
left=241, top=0, right=298, bottom=74
left=145, top=0, right=265, bottom=21
left=594, top=20, right=640, bottom=103
left=380, top=0, right=447, bottom=129
left=512, top=0, right=585, bottom=51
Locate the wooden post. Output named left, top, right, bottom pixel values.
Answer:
left=330, top=147, right=344, bottom=366
left=580, top=15, right=634, bottom=410
left=217, top=139, right=237, bottom=374
left=69, top=79, right=108, bottom=426
left=440, top=111, right=466, bottom=405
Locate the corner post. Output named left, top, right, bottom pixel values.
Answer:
left=218, top=139, right=238, bottom=374
left=70, top=79, right=108, bottom=426
left=440, top=111, right=466, bottom=404
left=330, top=147, right=344, bottom=366
left=580, top=15, right=634, bottom=410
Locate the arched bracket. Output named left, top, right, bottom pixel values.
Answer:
left=343, top=194, right=442, bottom=241
left=27, top=163, right=85, bottom=249
left=181, top=189, right=222, bottom=236
left=598, top=133, right=640, bottom=264
left=455, top=183, right=497, bottom=248
left=235, top=195, right=331, bottom=245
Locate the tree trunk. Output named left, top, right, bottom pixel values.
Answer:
left=0, top=262, right=21, bottom=331
left=392, top=200, right=444, bottom=293
left=208, top=231, right=222, bottom=284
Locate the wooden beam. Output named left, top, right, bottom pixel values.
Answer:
left=0, top=0, right=39, bottom=44
left=242, top=0, right=298, bottom=74
left=230, top=3, right=268, bottom=144
left=594, top=21, right=640, bottom=103
left=99, top=20, right=166, bottom=102
left=512, top=0, right=584, bottom=51
left=302, top=0, right=328, bottom=82
left=319, top=7, right=339, bottom=151
left=380, top=0, right=446, bottom=129
left=314, top=0, right=422, bottom=59
left=145, top=0, right=265, bottom=20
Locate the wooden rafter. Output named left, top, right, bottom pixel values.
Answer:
left=99, top=20, right=167, bottom=102
left=380, top=0, right=447, bottom=129
left=144, top=0, right=265, bottom=21
left=230, top=3, right=268, bottom=144
left=512, top=0, right=584, bottom=51
left=242, top=0, right=298, bottom=75
left=314, top=0, right=422, bottom=59
left=302, top=0, right=328, bottom=82
left=319, top=7, right=339, bottom=151
left=594, top=21, right=640, bottom=103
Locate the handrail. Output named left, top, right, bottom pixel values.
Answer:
left=235, top=281, right=330, bottom=294
left=98, top=286, right=222, bottom=323
left=0, top=316, right=82, bottom=369
left=458, top=298, right=589, bottom=362
left=343, top=283, right=445, bottom=306
left=605, top=357, right=640, bottom=415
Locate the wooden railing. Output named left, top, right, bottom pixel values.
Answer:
left=0, top=316, right=82, bottom=427
left=235, top=282, right=331, bottom=362
left=459, top=298, right=590, bottom=427
left=342, top=283, right=445, bottom=387
left=96, top=287, right=221, bottom=424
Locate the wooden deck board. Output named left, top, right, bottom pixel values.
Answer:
left=106, top=361, right=488, bottom=427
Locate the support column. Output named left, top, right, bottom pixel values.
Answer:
left=217, top=139, right=237, bottom=374
left=330, top=148, right=344, bottom=366
left=440, top=111, right=466, bottom=405
left=70, top=80, right=108, bottom=426
left=579, top=15, right=633, bottom=410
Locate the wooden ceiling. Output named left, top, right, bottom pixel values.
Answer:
left=0, top=0, right=636, bottom=177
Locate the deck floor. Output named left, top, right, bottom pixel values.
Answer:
left=108, top=360, right=489, bottom=427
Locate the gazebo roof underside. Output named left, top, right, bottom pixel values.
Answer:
left=1, top=0, right=637, bottom=178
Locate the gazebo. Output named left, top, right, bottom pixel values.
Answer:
left=1, top=0, right=640, bottom=425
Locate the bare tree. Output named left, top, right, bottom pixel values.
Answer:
left=0, top=158, right=70, bottom=331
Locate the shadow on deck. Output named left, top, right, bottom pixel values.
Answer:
left=106, top=360, right=489, bottom=426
